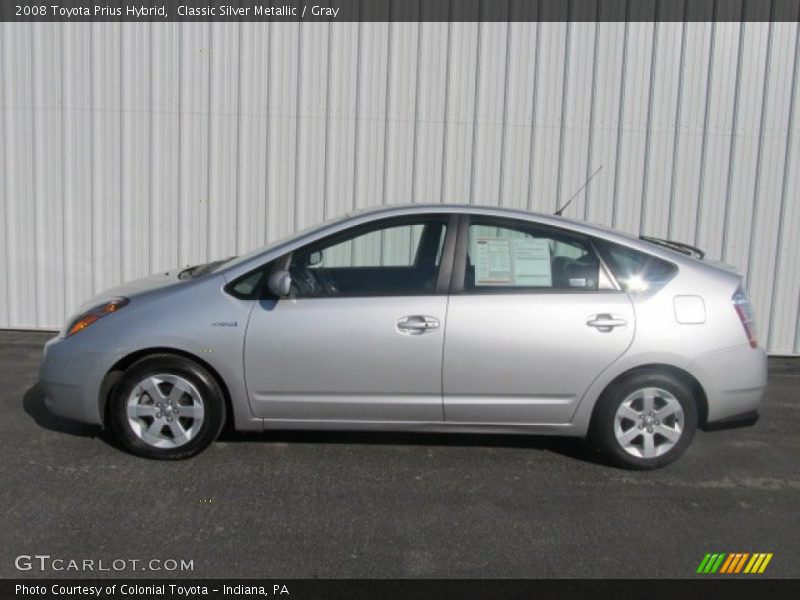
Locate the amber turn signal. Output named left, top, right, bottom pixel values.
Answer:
left=65, top=298, right=129, bottom=337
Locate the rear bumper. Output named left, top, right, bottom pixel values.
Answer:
left=689, top=344, right=767, bottom=426
left=703, top=409, right=759, bottom=431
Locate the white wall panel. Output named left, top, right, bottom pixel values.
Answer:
left=641, top=21, right=682, bottom=239
left=178, top=23, right=211, bottom=264
left=441, top=21, right=479, bottom=204
left=294, top=21, right=329, bottom=230
left=265, top=23, right=299, bottom=240
left=556, top=23, right=598, bottom=219
left=745, top=21, right=788, bottom=343
left=412, top=21, right=448, bottom=205
left=91, top=23, right=123, bottom=293
left=765, top=22, right=800, bottom=353
left=697, top=21, right=741, bottom=257
left=559, top=22, right=596, bottom=220
left=383, top=22, right=419, bottom=208
left=471, top=21, right=508, bottom=206
left=120, top=23, right=151, bottom=283
left=324, top=22, right=359, bottom=219
left=0, top=25, right=7, bottom=328
left=585, top=21, right=626, bottom=227
left=3, top=23, right=37, bottom=327
left=353, top=22, right=389, bottom=211
left=529, top=21, right=567, bottom=214
left=1, top=21, right=799, bottom=354
left=498, top=21, right=537, bottom=210
left=613, top=20, right=654, bottom=233
left=207, top=22, right=241, bottom=260
left=149, top=24, right=181, bottom=271
left=669, top=21, right=712, bottom=245
left=724, top=22, right=770, bottom=274
left=60, top=24, right=94, bottom=323
left=237, top=23, right=270, bottom=254
left=32, top=23, right=64, bottom=325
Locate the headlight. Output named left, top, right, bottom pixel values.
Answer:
left=64, top=298, right=129, bottom=337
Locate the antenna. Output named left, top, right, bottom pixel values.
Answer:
left=554, top=165, right=603, bottom=216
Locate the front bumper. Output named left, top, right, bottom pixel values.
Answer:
left=690, top=344, right=768, bottom=426
left=40, top=335, right=110, bottom=425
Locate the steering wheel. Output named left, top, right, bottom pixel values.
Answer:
left=288, top=264, right=318, bottom=296
left=288, top=262, right=339, bottom=296
left=314, top=266, right=339, bottom=295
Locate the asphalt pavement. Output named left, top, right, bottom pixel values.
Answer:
left=1, top=330, right=798, bottom=578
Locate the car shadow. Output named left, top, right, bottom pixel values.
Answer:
left=23, top=382, right=605, bottom=466
left=22, top=382, right=103, bottom=439
left=218, top=428, right=607, bottom=466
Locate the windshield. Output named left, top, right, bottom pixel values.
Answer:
left=212, top=213, right=354, bottom=274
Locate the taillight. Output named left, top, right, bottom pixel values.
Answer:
left=732, top=287, right=757, bottom=348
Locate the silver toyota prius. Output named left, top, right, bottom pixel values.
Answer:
left=40, top=205, right=767, bottom=469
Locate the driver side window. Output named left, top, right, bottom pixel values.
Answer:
left=287, top=217, right=449, bottom=298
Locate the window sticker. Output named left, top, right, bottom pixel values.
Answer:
left=475, top=238, right=512, bottom=285
left=474, top=237, right=552, bottom=287
left=511, top=238, right=552, bottom=286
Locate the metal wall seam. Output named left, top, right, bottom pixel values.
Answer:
left=767, top=20, right=800, bottom=352
left=582, top=16, right=601, bottom=222
left=610, top=19, right=629, bottom=229
left=637, top=18, right=659, bottom=236
left=666, top=17, right=688, bottom=238
left=30, top=24, right=41, bottom=326
left=495, top=19, right=512, bottom=208
left=0, top=23, right=8, bottom=327
left=524, top=20, right=542, bottom=212
left=555, top=18, right=572, bottom=213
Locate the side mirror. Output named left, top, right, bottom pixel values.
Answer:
left=307, top=250, right=323, bottom=267
left=267, top=269, right=292, bottom=297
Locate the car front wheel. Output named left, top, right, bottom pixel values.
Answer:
left=590, top=371, right=698, bottom=470
left=109, top=354, right=225, bottom=459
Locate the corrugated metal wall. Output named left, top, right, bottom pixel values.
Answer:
left=1, top=21, right=799, bottom=354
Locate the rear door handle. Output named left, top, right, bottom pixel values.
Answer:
left=397, top=315, right=440, bottom=335
left=586, top=313, right=627, bottom=332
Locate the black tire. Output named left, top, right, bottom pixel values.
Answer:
left=589, top=370, right=698, bottom=470
left=109, top=354, right=226, bottom=459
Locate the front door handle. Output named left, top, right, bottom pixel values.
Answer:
left=586, top=313, right=628, bottom=332
left=397, top=315, right=440, bottom=335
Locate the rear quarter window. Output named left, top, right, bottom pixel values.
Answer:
left=594, top=240, right=677, bottom=293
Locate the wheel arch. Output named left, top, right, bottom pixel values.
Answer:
left=591, top=363, right=709, bottom=429
left=98, top=347, right=234, bottom=429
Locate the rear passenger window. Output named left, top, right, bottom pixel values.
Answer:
left=464, top=220, right=611, bottom=292
left=594, top=240, right=677, bottom=292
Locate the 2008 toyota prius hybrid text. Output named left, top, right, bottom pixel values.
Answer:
left=40, top=205, right=767, bottom=469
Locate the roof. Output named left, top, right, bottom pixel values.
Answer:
left=221, top=202, right=713, bottom=280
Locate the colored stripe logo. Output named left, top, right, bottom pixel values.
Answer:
left=696, top=553, right=773, bottom=574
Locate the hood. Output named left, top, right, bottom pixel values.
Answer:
left=78, top=270, right=183, bottom=312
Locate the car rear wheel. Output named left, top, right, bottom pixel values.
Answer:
left=590, top=371, right=698, bottom=470
left=109, top=354, right=225, bottom=459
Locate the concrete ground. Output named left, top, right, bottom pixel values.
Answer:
left=1, top=330, right=798, bottom=578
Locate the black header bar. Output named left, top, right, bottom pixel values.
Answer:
left=2, top=0, right=800, bottom=23
left=4, top=579, right=800, bottom=600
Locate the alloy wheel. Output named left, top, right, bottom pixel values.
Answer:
left=126, top=374, right=205, bottom=449
left=613, top=387, right=684, bottom=459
